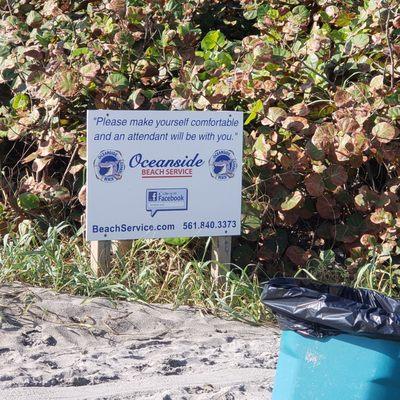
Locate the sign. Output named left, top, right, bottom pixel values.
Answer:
left=86, top=110, right=243, bottom=241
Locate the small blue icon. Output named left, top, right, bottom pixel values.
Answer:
left=94, top=150, right=125, bottom=182
left=146, top=188, right=188, bottom=217
left=148, top=191, right=158, bottom=202
left=209, top=149, right=237, bottom=180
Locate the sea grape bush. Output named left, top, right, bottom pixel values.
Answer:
left=0, top=0, right=400, bottom=284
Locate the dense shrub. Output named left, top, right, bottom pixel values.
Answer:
left=1, top=0, right=400, bottom=287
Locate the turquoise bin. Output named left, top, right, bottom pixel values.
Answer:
left=273, top=330, right=400, bottom=400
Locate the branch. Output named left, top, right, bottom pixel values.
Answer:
left=385, top=6, right=395, bottom=90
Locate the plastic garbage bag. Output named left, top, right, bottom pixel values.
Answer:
left=261, top=277, right=400, bottom=340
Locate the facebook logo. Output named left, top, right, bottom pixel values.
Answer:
left=148, top=191, right=158, bottom=202
left=146, top=188, right=188, bottom=217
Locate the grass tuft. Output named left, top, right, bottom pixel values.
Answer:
left=0, top=222, right=270, bottom=324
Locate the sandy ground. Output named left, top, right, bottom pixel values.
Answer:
left=0, top=284, right=279, bottom=400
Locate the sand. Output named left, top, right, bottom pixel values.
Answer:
left=0, top=284, right=279, bottom=399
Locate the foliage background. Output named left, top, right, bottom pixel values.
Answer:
left=1, top=0, right=400, bottom=293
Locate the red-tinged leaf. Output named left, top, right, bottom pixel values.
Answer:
left=290, top=102, right=309, bottom=116
left=312, top=123, right=335, bottom=151
left=336, top=117, right=359, bottom=134
left=282, top=116, right=309, bottom=132
left=80, top=63, right=100, bottom=80
left=280, top=172, right=299, bottom=190
left=316, top=195, right=338, bottom=220
left=305, top=173, right=324, bottom=197
left=360, top=234, right=376, bottom=247
left=106, top=0, right=126, bottom=16
left=286, top=245, right=312, bottom=266
left=370, top=209, right=393, bottom=225
left=326, top=164, right=348, bottom=186
left=277, top=210, right=299, bottom=225
left=334, top=89, right=353, bottom=107
left=55, top=70, right=79, bottom=97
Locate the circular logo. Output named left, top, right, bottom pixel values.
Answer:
left=209, top=149, right=237, bottom=180
left=94, top=150, right=125, bottom=182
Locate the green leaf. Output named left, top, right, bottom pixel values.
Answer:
left=201, top=30, right=226, bottom=51
left=243, top=9, right=257, bottom=20
left=0, top=45, right=10, bottom=58
left=18, top=193, right=40, bottom=210
left=164, top=237, right=190, bottom=246
left=216, top=52, right=232, bottom=67
left=372, top=122, right=398, bottom=144
left=26, top=10, right=42, bottom=27
left=106, top=73, right=129, bottom=90
left=347, top=213, right=365, bottom=235
left=305, top=140, right=325, bottom=161
left=281, top=191, right=303, bottom=211
left=291, top=5, right=310, bottom=23
left=388, top=107, right=400, bottom=120
left=11, top=93, right=29, bottom=110
left=245, top=99, right=263, bottom=125
left=242, top=214, right=261, bottom=229
left=71, top=47, right=91, bottom=57
left=350, top=33, right=369, bottom=48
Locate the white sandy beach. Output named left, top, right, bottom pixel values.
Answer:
left=0, top=284, right=279, bottom=399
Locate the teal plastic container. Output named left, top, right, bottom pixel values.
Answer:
left=273, top=330, right=400, bottom=400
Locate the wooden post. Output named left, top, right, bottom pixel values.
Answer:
left=211, top=236, right=232, bottom=283
left=112, top=240, right=133, bottom=258
left=90, top=240, right=112, bottom=276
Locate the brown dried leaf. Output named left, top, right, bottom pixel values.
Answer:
left=78, top=185, right=86, bottom=206
left=69, top=163, right=84, bottom=175
left=32, top=157, right=52, bottom=173
left=22, top=152, right=39, bottom=164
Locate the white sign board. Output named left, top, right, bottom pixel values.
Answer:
left=86, top=110, right=243, bottom=241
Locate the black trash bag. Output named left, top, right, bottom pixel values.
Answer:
left=261, top=277, right=400, bottom=340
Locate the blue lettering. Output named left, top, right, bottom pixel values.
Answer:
left=129, top=153, right=204, bottom=168
left=129, top=153, right=142, bottom=168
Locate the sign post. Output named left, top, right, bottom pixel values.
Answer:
left=86, top=110, right=243, bottom=279
left=211, top=236, right=232, bottom=283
